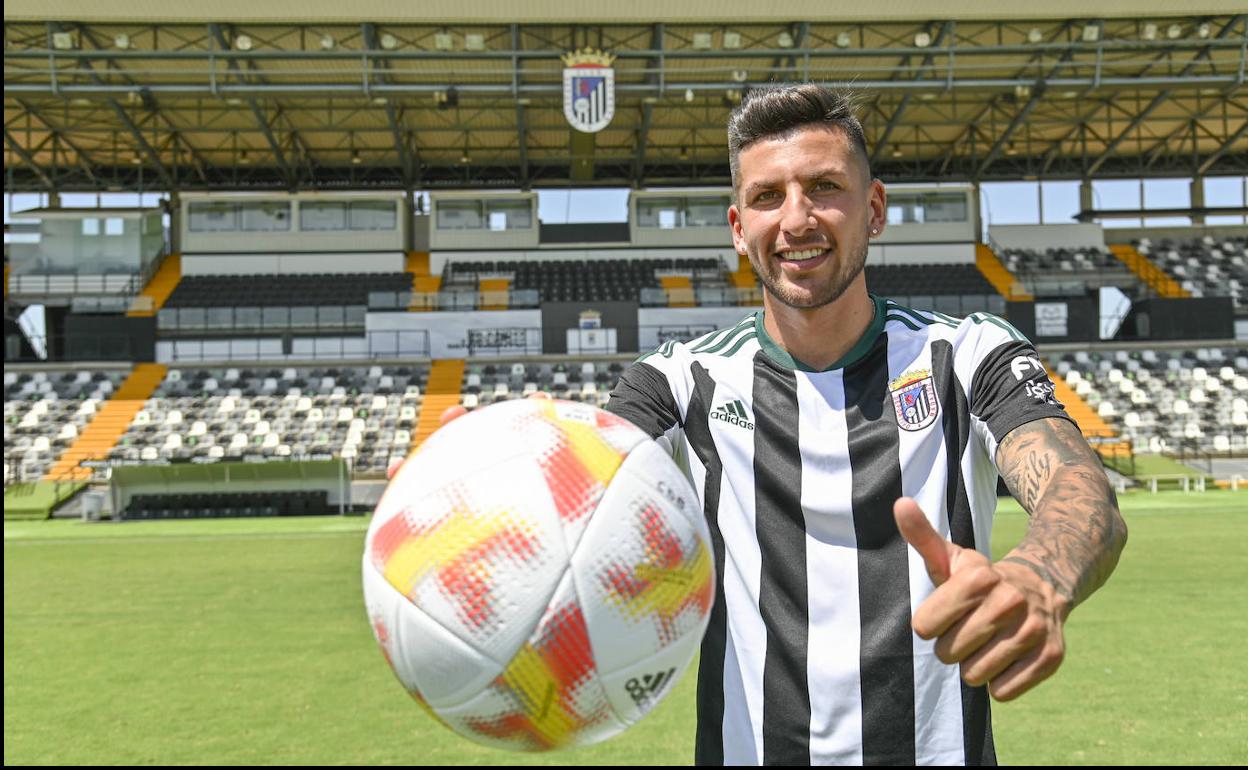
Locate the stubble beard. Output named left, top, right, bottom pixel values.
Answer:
left=749, top=234, right=870, bottom=310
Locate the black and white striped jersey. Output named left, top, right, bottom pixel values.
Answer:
left=605, top=295, right=1073, bottom=766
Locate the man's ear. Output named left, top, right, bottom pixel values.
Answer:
left=728, top=203, right=747, bottom=256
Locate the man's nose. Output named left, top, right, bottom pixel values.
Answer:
left=779, top=187, right=816, bottom=236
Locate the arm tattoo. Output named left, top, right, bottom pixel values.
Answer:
left=995, top=418, right=1128, bottom=610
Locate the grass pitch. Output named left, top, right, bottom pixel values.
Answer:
left=5, top=491, right=1246, bottom=765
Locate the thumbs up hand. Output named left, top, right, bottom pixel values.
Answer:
left=894, top=497, right=1071, bottom=702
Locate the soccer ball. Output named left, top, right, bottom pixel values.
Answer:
left=362, top=398, right=714, bottom=751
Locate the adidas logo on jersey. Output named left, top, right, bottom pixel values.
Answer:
left=710, top=399, right=754, bottom=430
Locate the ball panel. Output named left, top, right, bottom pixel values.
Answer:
left=365, top=458, right=569, bottom=669
left=597, top=632, right=703, bottom=726
left=570, top=444, right=714, bottom=676
left=362, top=557, right=502, bottom=709
left=433, top=570, right=626, bottom=752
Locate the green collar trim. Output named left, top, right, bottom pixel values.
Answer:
left=754, top=294, right=886, bottom=373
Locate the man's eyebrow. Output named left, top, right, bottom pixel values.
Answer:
left=742, top=168, right=853, bottom=197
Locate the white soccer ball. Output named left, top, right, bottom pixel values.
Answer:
left=362, top=398, right=714, bottom=751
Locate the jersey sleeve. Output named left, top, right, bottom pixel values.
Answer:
left=957, top=315, right=1077, bottom=462
left=605, top=360, right=683, bottom=439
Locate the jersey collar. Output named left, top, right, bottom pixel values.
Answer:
left=754, top=294, right=886, bottom=373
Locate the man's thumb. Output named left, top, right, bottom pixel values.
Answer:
left=894, top=497, right=952, bottom=585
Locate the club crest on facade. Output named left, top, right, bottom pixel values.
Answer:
left=890, top=369, right=939, bottom=432
left=562, top=48, right=616, bottom=133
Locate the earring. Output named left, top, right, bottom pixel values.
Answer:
left=870, top=228, right=878, bottom=235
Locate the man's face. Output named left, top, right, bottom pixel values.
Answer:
left=729, top=126, right=885, bottom=310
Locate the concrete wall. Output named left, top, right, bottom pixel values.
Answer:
left=180, top=252, right=404, bottom=276
left=989, top=223, right=1106, bottom=251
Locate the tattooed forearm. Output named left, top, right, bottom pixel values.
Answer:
left=996, top=418, right=1128, bottom=610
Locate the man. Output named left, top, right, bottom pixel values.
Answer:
left=603, top=84, right=1127, bottom=765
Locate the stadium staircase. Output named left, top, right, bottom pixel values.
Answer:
left=479, top=278, right=511, bottom=310
left=660, top=275, right=696, bottom=307
left=43, top=364, right=168, bottom=481
left=411, top=359, right=466, bottom=449
left=728, top=263, right=762, bottom=305
left=127, top=254, right=182, bottom=317
left=1108, top=243, right=1189, bottom=298
left=975, top=244, right=1032, bottom=301
left=1044, top=364, right=1132, bottom=465
left=406, top=251, right=441, bottom=312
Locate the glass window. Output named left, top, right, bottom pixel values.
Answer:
left=82, top=218, right=100, bottom=236
left=350, top=201, right=397, bottom=230
left=886, top=195, right=924, bottom=224
left=240, top=202, right=291, bottom=232
left=300, top=202, right=348, bottom=231
left=685, top=198, right=730, bottom=227
left=188, top=202, right=238, bottom=232
left=436, top=200, right=483, bottom=230
left=922, top=193, right=968, bottom=223
left=637, top=198, right=682, bottom=228
left=105, top=217, right=125, bottom=236
left=485, top=200, right=533, bottom=230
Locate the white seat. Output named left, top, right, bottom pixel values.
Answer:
left=57, top=424, right=78, bottom=440
left=262, top=378, right=278, bottom=393
left=403, top=385, right=421, bottom=400
left=378, top=375, right=394, bottom=389
left=164, top=433, right=182, bottom=449
left=224, top=368, right=240, bottom=381
left=229, top=433, right=249, bottom=449
left=189, top=420, right=208, bottom=437
left=493, top=382, right=509, bottom=397
left=511, top=363, right=526, bottom=378
left=166, top=410, right=184, bottom=426
left=208, top=445, right=225, bottom=459
left=307, top=408, right=324, bottom=423
left=140, top=446, right=159, bottom=460
left=274, top=444, right=291, bottom=457
left=243, top=409, right=262, bottom=424
left=1190, top=388, right=1207, bottom=404
left=1173, top=399, right=1191, bottom=415
left=368, top=366, right=384, bottom=379
left=218, top=397, right=236, bottom=413
left=262, top=433, right=280, bottom=448
left=371, top=395, right=388, bottom=411
left=253, top=420, right=271, bottom=436
left=1214, top=435, right=1231, bottom=452
left=393, top=430, right=411, bottom=446
left=166, top=369, right=182, bottom=382
left=553, top=372, right=568, bottom=386
left=523, top=382, right=538, bottom=395
left=337, top=408, right=354, bottom=422
left=465, top=373, right=482, bottom=388
left=202, top=378, right=219, bottom=392
left=295, top=397, right=312, bottom=412
left=134, top=411, right=152, bottom=426
left=581, top=381, right=597, bottom=396
left=462, top=393, right=480, bottom=408
left=1097, top=401, right=1116, bottom=418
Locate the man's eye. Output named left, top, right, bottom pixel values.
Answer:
left=814, top=181, right=839, bottom=191
left=753, top=191, right=778, bottom=203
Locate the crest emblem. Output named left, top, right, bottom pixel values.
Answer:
left=890, top=369, right=939, bottom=432
left=562, top=48, right=616, bottom=133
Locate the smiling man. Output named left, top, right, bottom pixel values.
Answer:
left=605, top=84, right=1127, bottom=765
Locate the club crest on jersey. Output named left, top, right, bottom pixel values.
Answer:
left=562, top=48, right=616, bottom=133
left=890, top=369, right=939, bottom=432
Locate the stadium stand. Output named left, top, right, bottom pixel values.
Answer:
left=1049, top=347, right=1248, bottom=456
left=164, top=273, right=413, bottom=308
left=4, top=369, right=128, bottom=482
left=1135, top=236, right=1248, bottom=308
left=106, top=364, right=430, bottom=474
left=998, top=246, right=1139, bottom=297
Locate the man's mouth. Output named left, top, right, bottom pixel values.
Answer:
left=775, top=247, right=830, bottom=265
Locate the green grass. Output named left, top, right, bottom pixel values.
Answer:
left=1102, top=452, right=1212, bottom=482
left=5, top=491, right=1247, bottom=765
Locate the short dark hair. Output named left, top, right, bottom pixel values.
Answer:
left=727, top=84, right=871, bottom=194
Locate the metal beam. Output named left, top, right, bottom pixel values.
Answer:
left=512, top=24, right=529, bottom=189
left=57, top=22, right=176, bottom=189
left=1086, top=15, right=1243, bottom=176
left=12, top=98, right=103, bottom=185
left=974, top=92, right=1043, bottom=179
left=209, top=24, right=294, bottom=188
left=4, top=128, right=56, bottom=189
left=1197, top=120, right=1248, bottom=175
left=870, top=21, right=953, bottom=166
left=363, top=23, right=414, bottom=188
left=632, top=23, right=664, bottom=184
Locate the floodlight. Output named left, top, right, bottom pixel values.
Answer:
left=684, top=88, right=694, bottom=102
left=379, top=33, right=398, bottom=50
left=835, top=32, right=853, bottom=49
left=692, top=32, right=712, bottom=50
left=1081, top=24, right=1100, bottom=42
left=351, top=150, right=362, bottom=165
left=914, top=31, right=932, bottom=48
left=723, top=31, right=742, bottom=49
left=1167, top=24, right=1183, bottom=40
left=1027, top=28, right=1044, bottom=44
left=1141, top=23, right=1158, bottom=41
left=434, top=32, right=454, bottom=51
left=234, top=34, right=253, bottom=51
left=777, top=31, right=794, bottom=48
left=51, top=31, right=76, bottom=50
left=114, top=33, right=131, bottom=50
left=320, top=34, right=336, bottom=50
left=1197, top=22, right=1211, bottom=39
left=732, top=69, right=748, bottom=83
left=237, top=150, right=250, bottom=165
left=465, top=33, right=485, bottom=51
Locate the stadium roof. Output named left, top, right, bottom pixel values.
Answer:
left=3, top=12, right=1246, bottom=192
